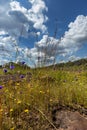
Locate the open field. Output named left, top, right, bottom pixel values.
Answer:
left=0, top=60, right=87, bottom=130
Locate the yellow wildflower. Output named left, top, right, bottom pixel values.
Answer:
left=0, top=109, right=3, bottom=112
left=10, top=127, right=15, bottom=130
left=17, top=100, right=21, bottom=104
left=10, top=109, right=13, bottom=112
left=39, top=91, right=45, bottom=94
left=5, top=89, right=9, bottom=93
left=14, top=98, right=17, bottom=101
left=50, top=99, right=53, bottom=102
left=16, top=83, right=20, bottom=86
left=24, top=109, right=29, bottom=113
left=27, top=83, right=30, bottom=88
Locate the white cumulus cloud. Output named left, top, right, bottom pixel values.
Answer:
left=0, top=0, right=48, bottom=65
left=60, top=15, right=87, bottom=51
left=0, top=0, right=87, bottom=67
left=30, top=15, right=87, bottom=66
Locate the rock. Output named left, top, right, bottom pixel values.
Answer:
left=52, top=110, right=87, bottom=130
left=67, top=111, right=87, bottom=130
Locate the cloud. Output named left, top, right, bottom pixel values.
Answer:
left=0, top=58, right=9, bottom=65
left=60, top=15, right=87, bottom=51
left=0, top=0, right=28, bottom=37
left=0, top=0, right=87, bottom=67
left=68, top=55, right=81, bottom=62
left=28, top=0, right=48, bottom=32
left=32, top=34, right=68, bottom=62
left=28, top=15, right=87, bottom=66
left=0, top=36, right=17, bottom=62
left=23, top=35, right=59, bottom=66
left=0, top=0, right=48, bottom=65
left=0, top=0, right=48, bottom=38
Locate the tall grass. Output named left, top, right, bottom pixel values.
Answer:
left=0, top=64, right=87, bottom=129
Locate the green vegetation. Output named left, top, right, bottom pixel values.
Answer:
left=0, top=59, right=87, bottom=130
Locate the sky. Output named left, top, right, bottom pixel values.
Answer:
left=0, top=0, right=87, bottom=67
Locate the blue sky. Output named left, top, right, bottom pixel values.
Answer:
left=0, top=0, right=87, bottom=66
left=46, top=0, right=87, bottom=35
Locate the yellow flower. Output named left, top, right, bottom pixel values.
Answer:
left=16, top=83, right=20, bottom=86
left=5, top=89, right=9, bottom=93
left=10, top=109, right=13, bottom=112
left=24, top=109, right=29, bottom=113
left=17, top=100, right=21, bottom=104
left=39, top=91, right=45, bottom=94
left=27, top=83, right=30, bottom=88
left=14, top=98, right=17, bottom=101
left=0, top=109, right=3, bottom=112
left=50, top=99, right=53, bottom=102
left=10, top=127, right=15, bottom=130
